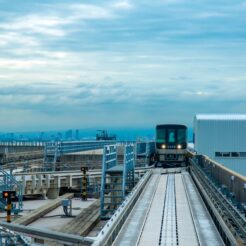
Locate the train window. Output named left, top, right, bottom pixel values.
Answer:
left=168, top=129, right=175, bottom=143
left=177, top=129, right=186, bottom=143
left=156, top=129, right=165, bottom=143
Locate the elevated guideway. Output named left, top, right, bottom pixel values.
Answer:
left=112, top=174, right=161, bottom=245
left=113, top=170, right=224, bottom=246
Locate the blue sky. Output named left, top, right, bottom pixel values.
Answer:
left=0, top=0, right=246, bottom=131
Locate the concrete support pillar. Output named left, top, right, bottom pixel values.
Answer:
left=55, top=176, right=61, bottom=189
left=31, top=175, right=36, bottom=190
left=45, top=176, right=61, bottom=199
left=45, top=174, right=50, bottom=189
left=21, top=175, right=26, bottom=194
left=37, top=174, right=42, bottom=189
left=66, top=175, right=72, bottom=187
left=46, top=188, right=60, bottom=199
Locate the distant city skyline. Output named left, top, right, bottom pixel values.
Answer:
left=0, top=127, right=195, bottom=142
left=0, top=0, right=246, bottom=131
left=0, top=128, right=155, bottom=141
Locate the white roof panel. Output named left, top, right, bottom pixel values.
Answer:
left=195, top=114, right=246, bottom=120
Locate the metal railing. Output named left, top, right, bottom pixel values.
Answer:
left=100, top=145, right=118, bottom=219
left=45, top=141, right=116, bottom=156
left=122, top=144, right=135, bottom=198
left=0, top=225, right=30, bottom=245
left=190, top=157, right=246, bottom=245
left=0, top=141, right=47, bottom=147
left=0, top=167, right=23, bottom=213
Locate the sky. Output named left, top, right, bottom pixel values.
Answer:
left=0, top=0, right=246, bottom=132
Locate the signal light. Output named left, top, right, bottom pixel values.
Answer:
left=81, top=167, right=89, bottom=172
left=3, top=192, right=8, bottom=198
left=161, top=144, right=166, bottom=149
left=177, top=144, right=182, bottom=149
left=2, top=191, right=16, bottom=199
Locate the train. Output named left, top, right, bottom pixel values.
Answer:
left=155, top=124, right=188, bottom=167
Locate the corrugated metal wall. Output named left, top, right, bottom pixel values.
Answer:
left=194, top=117, right=246, bottom=176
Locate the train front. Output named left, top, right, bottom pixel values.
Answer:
left=155, top=124, right=187, bottom=167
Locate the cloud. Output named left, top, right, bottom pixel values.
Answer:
left=69, top=4, right=115, bottom=20
left=0, top=0, right=245, bottom=130
left=0, top=15, right=68, bottom=37
left=0, top=3, right=119, bottom=42
left=0, top=32, right=39, bottom=47
left=194, top=12, right=227, bottom=19
left=0, top=58, right=55, bottom=69
left=113, top=1, right=134, bottom=10
left=160, top=0, right=184, bottom=4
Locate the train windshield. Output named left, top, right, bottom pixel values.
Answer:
left=168, top=129, right=175, bottom=143
left=177, top=129, right=186, bottom=143
left=156, top=129, right=165, bottom=143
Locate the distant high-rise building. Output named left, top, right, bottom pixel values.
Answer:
left=65, top=129, right=73, bottom=140
left=39, top=132, right=44, bottom=141
left=75, top=129, right=79, bottom=140
left=57, top=132, right=63, bottom=140
left=8, top=132, right=14, bottom=141
left=96, top=130, right=117, bottom=140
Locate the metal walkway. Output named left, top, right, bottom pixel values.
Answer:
left=113, top=171, right=224, bottom=246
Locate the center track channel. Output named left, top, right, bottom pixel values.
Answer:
left=159, top=174, right=178, bottom=246
left=175, top=173, right=200, bottom=246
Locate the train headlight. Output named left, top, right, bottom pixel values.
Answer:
left=177, top=144, right=182, bottom=149
left=161, top=144, right=166, bottom=149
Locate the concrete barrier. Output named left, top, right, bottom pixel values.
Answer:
left=195, top=155, right=246, bottom=203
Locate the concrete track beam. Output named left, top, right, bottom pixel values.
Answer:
left=14, top=193, right=74, bottom=226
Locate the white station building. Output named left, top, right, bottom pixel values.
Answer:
left=194, top=114, right=246, bottom=176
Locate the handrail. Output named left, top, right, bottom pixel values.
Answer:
left=190, top=158, right=246, bottom=244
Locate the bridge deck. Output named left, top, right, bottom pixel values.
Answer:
left=113, top=171, right=224, bottom=246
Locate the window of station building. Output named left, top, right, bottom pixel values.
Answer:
left=239, top=152, right=246, bottom=157
left=215, top=152, right=246, bottom=158
left=215, top=152, right=222, bottom=157
left=215, top=152, right=230, bottom=157
left=222, top=152, right=230, bottom=157
left=231, top=152, right=240, bottom=157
